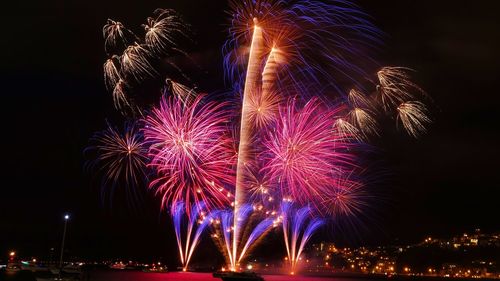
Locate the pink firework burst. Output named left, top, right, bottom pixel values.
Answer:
left=143, top=95, right=236, bottom=215
left=261, top=97, right=358, bottom=214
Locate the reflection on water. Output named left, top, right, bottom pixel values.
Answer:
left=2, top=270, right=456, bottom=281
left=67, top=270, right=384, bottom=281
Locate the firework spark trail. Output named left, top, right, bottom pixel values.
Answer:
left=237, top=218, right=274, bottom=264
left=86, top=122, right=148, bottom=208
left=248, top=47, right=281, bottom=128
left=121, top=43, right=158, bottom=82
left=171, top=201, right=213, bottom=271
left=213, top=205, right=274, bottom=270
left=376, top=67, right=424, bottom=110
left=262, top=98, right=358, bottom=214
left=281, top=202, right=324, bottom=275
left=348, top=89, right=372, bottom=109
left=231, top=205, right=253, bottom=270
left=334, top=117, right=362, bottom=141
left=143, top=95, right=235, bottom=216
left=224, top=0, right=382, bottom=96
left=165, top=79, right=197, bottom=104
left=350, top=107, right=379, bottom=137
left=143, top=9, right=190, bottom=55
left=104, top=56, right=121, bottom=92
left=172, top=203, right=185, bottom=265
left=103, top=55, right=135, bottom=112
left=219, top=210, right=236, bottom=269
left=345, top=88, right=379, bottom=138
left=232, top=19, right=265, bottom=271
left=103, top=19, right=137, bottom=55
left=111, top=79, right=131, bottom=111
left=397, top=101, right=431, bottom=138
left=261, top=47, right=278, bottom=97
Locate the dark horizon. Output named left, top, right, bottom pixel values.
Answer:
left=1, top=0, right=499, bottom=264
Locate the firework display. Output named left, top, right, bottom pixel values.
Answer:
left=143, top=8, right=190, bottom=55
left=87, top=0, right=432, bottom=274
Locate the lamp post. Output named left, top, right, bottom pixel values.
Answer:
left=58, top=214, right=70, bottom=279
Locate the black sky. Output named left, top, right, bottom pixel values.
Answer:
left=1, top=0, right=499, bottom=263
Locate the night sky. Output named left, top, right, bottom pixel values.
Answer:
left=1, top=0, right=499, bottom=264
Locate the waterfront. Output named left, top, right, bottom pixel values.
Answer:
left=1, top=270, right=373, bottom=281
left=3, top=270, right=500, bottom=281
left=83, top=271, right=361, bottom=281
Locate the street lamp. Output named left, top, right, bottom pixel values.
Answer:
left=58, top=214, right=70, bottom=279
left=9, top=251, right=16, bottom=262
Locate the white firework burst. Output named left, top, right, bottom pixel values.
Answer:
left=103, top=19, right=136, bottom=54
left=347, top=88, right=371, bottom=108
left=377, top=67, right=424, bottom=110
left=104, top=55, right=121, bottom=91
left=165, top=79, right=196, bottom=104
left=143, top=9, right=189, bottom=54
left=121, top=43, right=157, bottom=82
left=334, top=118, right=362, bottom=141
left=397, top=101, right=431, bottom=138
left=349, top=108, right=379, bottom=137
left=112, top=79, right=131, bottom=111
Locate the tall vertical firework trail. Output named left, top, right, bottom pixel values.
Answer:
left=232, top=18, right=264, bottom=271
